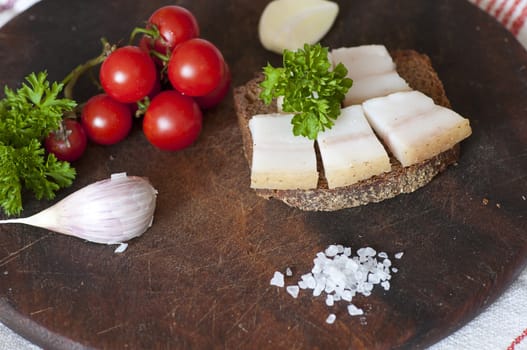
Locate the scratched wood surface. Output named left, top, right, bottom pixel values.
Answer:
left=0, top=0, right=526, bottom=349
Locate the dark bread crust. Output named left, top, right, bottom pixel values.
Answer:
left=233, top=50, right=460, bottom=211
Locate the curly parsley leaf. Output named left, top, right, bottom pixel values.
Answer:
left=259, top=43, right=353, bottom=140
left=16, top=139, right=76, bottom=201
left=0, top=144, right=23, bottom=216
left=0, top=71, right=77, bottom=216
left=0, top=72, right=76, bottom=147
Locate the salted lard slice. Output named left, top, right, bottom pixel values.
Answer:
left=249, top=113, right=318, bottom=190
left=362, top=91, right=472, bottom=167
left=330, top=45, right=411, bottom=105
left=317, top=105, right=391, bottom=189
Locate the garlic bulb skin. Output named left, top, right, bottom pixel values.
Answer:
left=20, top=173, right=158, bottom=244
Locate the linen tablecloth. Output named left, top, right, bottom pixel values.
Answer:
left=0, top=0, right=526, bottom=349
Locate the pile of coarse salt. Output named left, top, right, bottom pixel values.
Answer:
left=270, top=244, right=403, bottom=324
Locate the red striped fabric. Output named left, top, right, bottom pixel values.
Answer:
left=502, top=0, right=522, bottom=27
left=469, top=0, right=527, bottom=49
left=507, top=328, right=527, bottom=350
left=511, top=3, right=527, bottom=34
left=494, top=0, right=508, bottom=19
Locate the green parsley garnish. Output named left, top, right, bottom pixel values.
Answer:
left=0, top=71, right=77, bottom=216
left=260, top=43, right=353, bottom=140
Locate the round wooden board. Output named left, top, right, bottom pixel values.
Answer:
left=0, top=0, right=526, bottom=348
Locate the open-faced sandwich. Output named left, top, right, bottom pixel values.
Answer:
left=233, top=44, right=472, bottom=211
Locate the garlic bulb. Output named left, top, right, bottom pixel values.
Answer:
left=0, top=173, right=157, bottom=245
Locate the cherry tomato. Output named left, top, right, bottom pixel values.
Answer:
left=147, top=5, right=199, bottom=54
left=44, top=119, right=87, bottom=162
left=129, top=76, right=162, bottom=117
left=194, top=61, right=231, bottom=109
left=143, top=90, right=202, bottom=151
left=100, top=46, right=157, bottom=103
left=81, top=94, right=133, bottom=145
left=138, top=36, right=164, bottom=66
left=167, top=38, right=226, bottom=96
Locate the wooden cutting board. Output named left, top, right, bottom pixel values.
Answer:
left=1, top=0, right=526, bottom=348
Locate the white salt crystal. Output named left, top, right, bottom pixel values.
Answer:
left=365, top=247, right=375, bottom=256
left=354, top=271, right=364, bottom=281
left=345, top=259, right=358, bottom=271
left=334, top=285, right=345, bottom=297
left=304, top=274, right=317, bottom=289
left=324, top=281, right=336, bottom=294
left=316, top=252, right=326, bottom=259
left=270, top=271, right=285, bottom=287
left=302, top=272, right=313, bottom=281
left=341, top=290, right=353, bottom=302
left=348, top=304, right=364, bottom=316
left=363, top=282, right=374, bottom=292
left=114, top=243, right=128, bottom=254
left=360, top=247, right=376, bottom=257
left=392, top=267, right=399, bottom=273
left=368, top=273, right=381, bottom=284
left=312, top=263, right=322, bottom=274
left=286, top=267, right=293, bottom=276
left=344, top=247, right=352, bottom=256
left=381, top=281, right=391, bottom=291
left=379, top=271, right=390, bottom=281
left=325, top=245, right=339, bottom=257
left=276, top=244, right=401, bottom=322
left=357, top=248, right=367, bottom=257
left=314, top=272, right=326, bottom=284
left=326, top=313, right=337, bottom=324
left=298, top=280, right=308, bottom=289
left=286, top=285, right=300, bottom=298
left=313, top=281, right=325, bottom=297
left=325, top=266, right=346, bottom=286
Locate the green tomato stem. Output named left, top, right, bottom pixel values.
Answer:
left=129, top=25, right=160, bottom=45
left=135, top=96, right=151, bottom=118
left=61, top=38, right=115, bottom=101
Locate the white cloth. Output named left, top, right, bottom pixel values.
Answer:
left=431, top=272, right=527, bottom=350
left=0, top=0, right=39, bottom=28
left=0, top=323, right=39, bottom=350
left=0, top=0, right=526, bottom=349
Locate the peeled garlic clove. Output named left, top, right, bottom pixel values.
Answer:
left=3, top=173, right=157, bottom=245
left=258, top=0, right=339, bottom=54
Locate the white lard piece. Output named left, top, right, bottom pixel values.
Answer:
left=362, top=91, right=472, bottom=167
left=249, top=113, right=318, bottom=190
left=330, top=45, right=411, bottom=105
left=317, top=105, right=391, bottom=188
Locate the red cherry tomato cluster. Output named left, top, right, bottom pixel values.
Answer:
left=45, top=5, right=230, bottom=160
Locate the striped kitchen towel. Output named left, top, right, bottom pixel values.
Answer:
left=469, top=0, right=527, bottom=49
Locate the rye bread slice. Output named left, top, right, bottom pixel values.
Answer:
left=233, top=49, right=460, bottom=211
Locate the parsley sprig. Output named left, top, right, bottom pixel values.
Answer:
left=260, top=43, right=353, bottom=140
left=0, top=72, right=77, bottom=216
